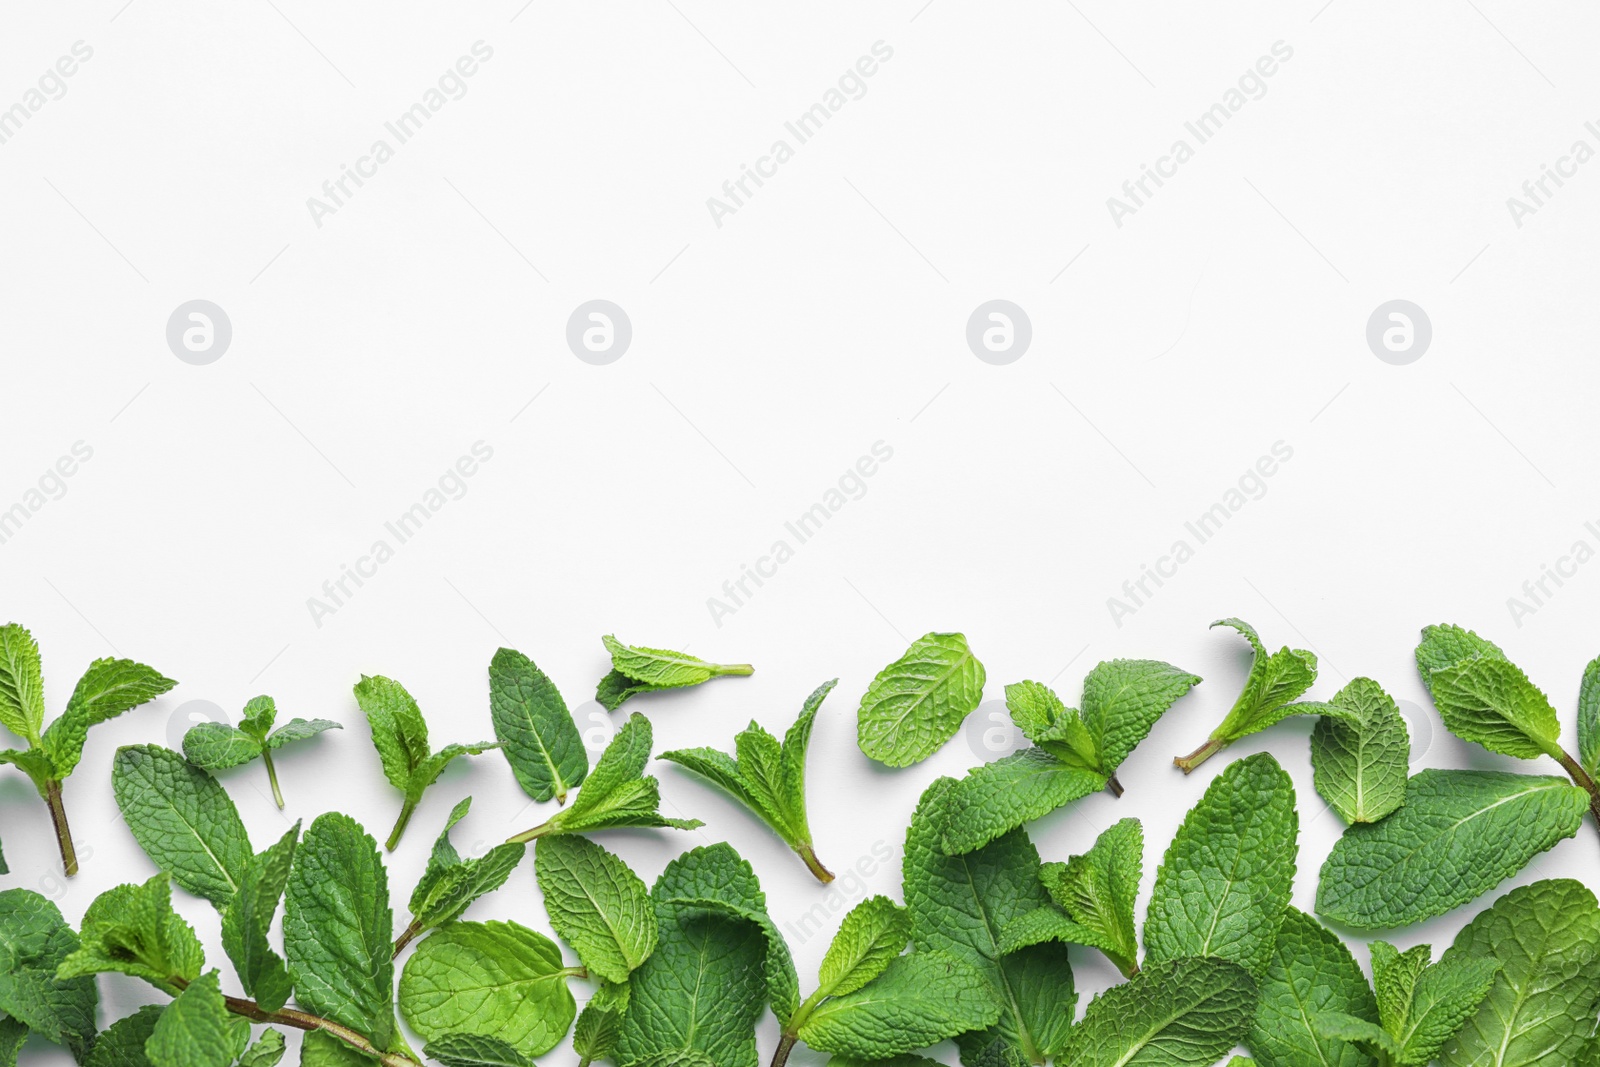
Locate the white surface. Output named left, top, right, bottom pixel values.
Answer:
left=3, top=2, right=1600, bottom=1064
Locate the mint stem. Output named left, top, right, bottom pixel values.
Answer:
left=717, top=663, right=755, bottom=676
left=172, top=978, right=420, bottom=1067
left=768, top=1033, right=798, bottom=1067
left=796, top=843, right=835, bottom=884
left=386, top=798, right=418, bottom=852
left=1106, top=775, right=1125, bottom=798
left=1552, top=747, right=1600, bottom=834
left=1173, top=737, right=1225, bottom=774
left=506, top=819, right=554, bottom=845
left=44, top=779, right=78, bottom=877
left=392, top=918, right=424, bottom=959
left=262, top=749, right=285, bottom=809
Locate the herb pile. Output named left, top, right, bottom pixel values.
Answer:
left=1, top=621, right=1599, bottom=1067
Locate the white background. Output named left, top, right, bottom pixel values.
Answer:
left=3, top=2, right=1600, bottom=1064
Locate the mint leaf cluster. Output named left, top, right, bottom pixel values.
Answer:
left=1175, top=618, right=1316, bottom=771
left=183, top=695, right=339, bottom=809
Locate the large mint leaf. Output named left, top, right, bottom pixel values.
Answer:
left=489, top=647, right=587, bottom=804
left=1308, top=678, right=1410, bottom=824
left=145, top=971, right=249, bottom=1067
left=534, top=835, right=656, bottom=984
left=220, top=823, right=298, bottom=1011
left=857, top=633, right=985, bottom=768
left=0, top=624, right=45, bottom=743
left=59, top=875, right=205, bottom=993
left=398, top=921, right=576, bottom=1059
left=0, top=890, right=97, bottom=1060
left=41, top=658, right=176, bottom=777
left=1246, top=907, right=1378, bottom=1067
left=1079, top=659, right=1201, bottom=775
left=352, top=674, right=431, bottom=791
left=284, top=813, right=395, bottom=1049
left=1059, top=957, right=1257, bottom=1067
left=1145, top=753, right=1297, bottom=977
left=1317, top=770, right=1588, bottom=929
left=1415, top=625, right=1504, bottom=690
left=796, top=953, right=1002, bottom=1060
left=938, top=749, right=1107, bottom=855
left=1427, top=655, right=1562, bottom=761
left=1439, top=879, right=1600, bottom=1067
left=112, top=745, right=251, bottom=908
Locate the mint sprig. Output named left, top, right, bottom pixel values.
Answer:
left=596, top=635, right=753, bottom=711
left=1174, top=618, right=1316, bottom=772
left=183, top=695, right=339, bottom=809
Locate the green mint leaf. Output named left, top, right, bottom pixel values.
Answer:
left=84, top=1006, right=164, bottom=1067
left=299, top=1030, right=375, bottom=1067
left=1316, top=770, right=1588, bottom=929
left=1145, top=752, right=1298, bottom=977
left=237, top=695, right=277, bottom=740
left=1313, top=1014, right=1401, bottom=1061
left=0, top=624, right=46, bottom=743
left=1079, top=659, right=1202, bottom=775
left=938, top=749, right=1107, bottom=855
left=903, top=778, right=1067, bottom=1065
left=146, top=971, right=249, bottom=1067
left=1415, top=624, right=1505, bottom=690
left=40, top=657, right=177, bottom=778
left=1003, top=680, right=1097, bottom=769
left=284, top=813, right=395, bottom=1050
left=181, top=723, right=262, bottom=770
left=0, top=748, right=52, bottom=790
left=404, top=798, right=523, bottom=945
left=572, top=980, right=629, bottom=1064
left=0, top=889, right=98, bottom=1059
left=1579, top=656, right=1600, bottom=778
left=856, top=632, right=985, bottom=767
left=490, top=647, right=587, bottom=804
left=0, top=1012, right=25, bottom=1067
left=1438, top=878, right=1600, bottom=1067
left=796, top=952, right=1002, bottom=1060
left=664, top=679, right=836, bottom=880
left=1306, top=677, right=1411, bottom=824
left=1178, top=619, right=1316, bottom=769
left=1369, top=941, right=1430, bottom=1041
left=995, top=944, right=1076, bottom=1060
left=424, top=1033, right=535, bottom=1067
left=238, top=1029, right=287, bottom=1067
left=263, top=716, right=340, bottom=748
left=597, top=636, right=753, bottom=711
left=817, top=896, right=911, bottom=999
left=59, top=874, right=205, bottom=993
left=398, top=920, right=577, bottom=1059
left=220, top=823, right=298, bottom=1011
left=1031, top=818, right=1142, bottom=976
left=1427, top=654, right=1563, bottom=761
left=533, top=714, right=702, bottom=838
left=112, top=745, right=251, bottom=908
left=1245, top=907, right=1378, bottom=1067
left=649, top=843, right=799, bottom=1025
left=534, top=835, right=657, bottom=984
left=1383, top=951, right=1498, bottom=1066
left=353, top=674, right=431, bottom=791
left=1059, top=956, right=1257, bottom=1067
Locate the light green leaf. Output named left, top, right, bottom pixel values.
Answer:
left=0, top=625, right=46, bottom=743
left=1383, top=950, right=1498, bottom=1066
left=535, top=835, right=657, bottom=984
left=1439, top=878, right=1600, bottom=1067
left=1079, top=659, right=1202, bottom=775
left=1032, top=818, right=1142, bottom=977
left=996, top=943, right=1076, bottom=1060
left=573, top=981, right=628, bottom=1065
left=409, top=741, right=498, bottom=799
left=221, top=823, right=299, bottom=1011
left=1316, top=770, right=1588, bottom=929
left=299, top=1031, right=373, bottom=1067
left=399, top=921, right=576, bottom=1059
left=1059, top=957, right=1258, bottom=1067
left=1370, top=942, right=1431, bottom=1045
left=1314, top=1015, right=1402, bottom=1061
left=112, top=745, right=251, bottom=908
left=1415, top=625, right=1504, bottom=691
left=597, top=636, right=753, bottom=711
left=182, top=724, right=262, bottom=770
left=797, top=953, right=1002, bottom=1059
left=534, top=714, right=701, bottom=838
left=1427, top=655, right=1562, bottom=760
left=424, top=1034, right=535, bottom=1067
left=1246, top=907, right=1378, bottom=1067
left=41, top=658, right=176, bottom=777
left=59, top=875, right=205, bottom=993
left=938, top=749, right=1107, bottom=855
left=1307, top=677, right=1410, bottom=824
left=284, top=813, right=395, bottom=1050
left=353, top=674, right=431, bottom=791
left=239, top=1029, right=288, bottom=1067
left=0, top=748, right=53, bottom=791
left=264, top=717, right=340, bottom=749
left=817, top=896, right=911, bottom=999
left=490, top=647, right=587, bottom=804
left=145, top=971, right=250, bottom=1067
left=1145, top=752, right=1298, bottom=977
left=1579, top=656, right=1600, bottom=779
left=405, top=798, right=523, bottom=943
left=85, top=1007, right=164, bottom=1067
left=1204, top=617, right=1318, bottom=744
left=0, top=890, right=97, bottom=1060
left=1004, top=680, right=1097, bottom=769
left=238, top=696, right=278, bottom=740
left=857, top=632, right=986, bottom=768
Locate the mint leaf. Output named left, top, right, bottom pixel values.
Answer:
left=41, top=657, right=177, bottom=778
left=0, top=1016, right=21, bottom=1067
left=1004, top=680, right=1098, bottom=769
left=1004, top=818, right=1141, bottom=977
left=1314, top=1015, right=1401, bottom=1061
left=1307, top=677, right=1411, bottom=824
left=535, top=835, right=656, bottom=984
left=1175, top=618, right=1316, bottom=771
left=1580, top=656, right=1600, bottom=778
left=424, top=1034, right=535, bottom=1067
left=146, top=971, right=250, bottom=1067
left=663, top=679, right=836, bottom=881
left=817, top=896, right=911, bottom=998
left=220, top=823, right=298, bottom=1011
left=1245, top=907, right=1377, bottom=1067
left=1059, top=957, right=1257, bottom=1067
left=85, top=1006, right=164, bottom=1067
left=1145, top=752, right=1297, bottom=977
left=490, top=647, right=587, bottom=804
left=401, top=797, right=523, bottom=954
left=1438, top=878, right=1600, bottom=1067
left=1316, top=770, right=1588, bottom=929
left=0, top=624, right=46, bottom=743
left=353, top=674, right=497, bottom=850
left=857, top=632, right=985, bottom=767
left=399, top=920, right=577, bottom=1059
left=1079, top=659, right=1203, bottom=776
left=300, top=1031, right=375, bottom=1067
left=1426, top=654, right=1563, bottom=760
left=937, top=749, right=1107, bottom=855
left=238, top=1029, right=287, bottom=1067
left=1371, top=943, right=1497, bottom=1066
left=284, top=813, right=395, bottom=1050
left=597, top=635, right=753, bottom=711
left=181, top=723, right=261, bottom=770
left=59, top=874, right=205, bottom=993
left=1415, top=624, right=1504, bottom=688
left=573, top=981, right=628, bottom=1065
left=184, top=696, right=338, bottom=809
left=795, top=953, right=1002, bottom=1059
left=113, top=745, right=251, bottom=908
left=0, top=889, right=97, bottom=1060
